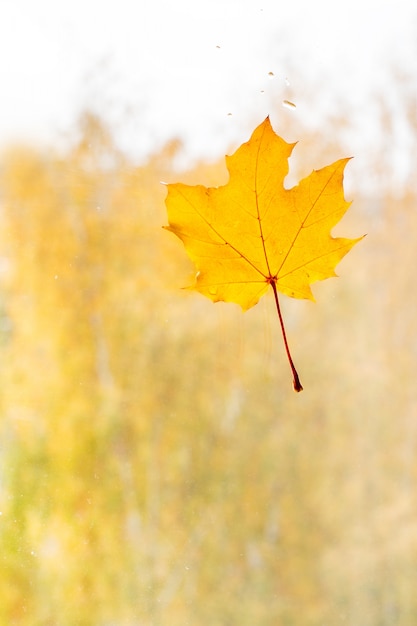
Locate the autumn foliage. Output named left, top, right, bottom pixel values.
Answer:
left=0, top=112, right=416, bottom=625
left=165, top=118, right=362, bottom=389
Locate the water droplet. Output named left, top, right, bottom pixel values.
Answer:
left=268, top=71, right=274, bottom=79
left=208, top=286, right=217, bottom=295
left=54, top=275, right=58, bottom=280
left=282, top=100, right=296, bottom=109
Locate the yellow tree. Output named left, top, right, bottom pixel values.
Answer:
left=0, top=110, right=389, bottom=626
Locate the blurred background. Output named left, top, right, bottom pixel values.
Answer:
left=0, top=0, right=417, bottom=624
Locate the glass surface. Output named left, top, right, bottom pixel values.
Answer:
left=0, top=1, right=416, bottom=624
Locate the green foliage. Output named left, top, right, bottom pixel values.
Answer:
left=0, top=112, right=416, bottom=625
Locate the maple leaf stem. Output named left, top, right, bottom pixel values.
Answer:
left=270, top=281, right=303, bottom=392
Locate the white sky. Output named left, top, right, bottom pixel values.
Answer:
left=0, top=0, right=416, bottom=184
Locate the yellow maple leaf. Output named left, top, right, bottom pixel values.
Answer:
left=164, top=117, right=363, bottom=391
